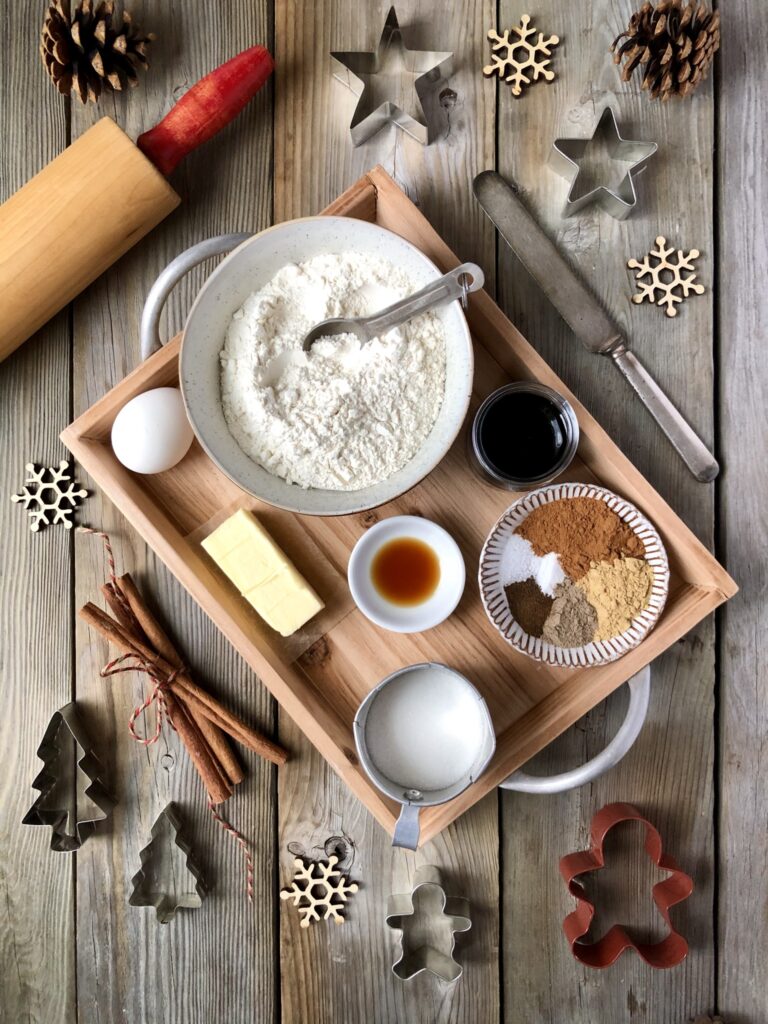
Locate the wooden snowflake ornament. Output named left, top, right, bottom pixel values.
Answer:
left=483, top=15, right=559, bottom=96
left=628, top=236, right=705, bottom=317
left=280, top=855, right=359, bottom=927
left=11, top=460, right=88, bottom=532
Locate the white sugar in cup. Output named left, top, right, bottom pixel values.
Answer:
left=363, top=665, right=490, bottom=791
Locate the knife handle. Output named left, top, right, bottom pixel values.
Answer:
left=610, top=347, right=719, bottom=482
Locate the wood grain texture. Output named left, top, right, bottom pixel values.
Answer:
left=717, top=6, right=768, bottom=1023
left=0, top=3, right=73, bottom=1022
left=68, top=3, right=277, bottom=1022
left=494, top=1, right=717, bottom=1021
left=274, top=1, right=499, bottom=1020
left=1, top=0, right=764, bottom=1021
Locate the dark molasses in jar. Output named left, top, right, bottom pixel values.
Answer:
left=471, top=381, right=579, bottom=489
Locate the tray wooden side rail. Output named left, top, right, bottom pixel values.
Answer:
left=62, top=167, right=736, bottom=846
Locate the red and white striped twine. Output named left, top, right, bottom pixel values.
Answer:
left=208, top=800, right=255, bottom=903
left=99, top=653, right=182, bottom=746
left=79, top=526, right=130, bottom=614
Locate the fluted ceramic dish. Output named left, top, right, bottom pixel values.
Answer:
left=479, top=482, right=670, bottom=666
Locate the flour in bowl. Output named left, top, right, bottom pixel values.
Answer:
left=220, top=252, right=446, bottom=490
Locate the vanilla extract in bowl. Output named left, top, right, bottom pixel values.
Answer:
left=471, top=382, right=579, bottom=489
left=371, top=536, right=441, bottom=606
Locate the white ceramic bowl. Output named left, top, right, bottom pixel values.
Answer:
left=348, top=516, right=466, bottom=633
left=179, top=218, right=475, bottom=516
left=479, top=482, right=670, bottom=666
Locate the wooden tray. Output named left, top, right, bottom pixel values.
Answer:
left=62, top=167, right=737, bottom=846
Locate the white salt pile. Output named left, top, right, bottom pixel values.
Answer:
left=497, top=533, right=566, bottom=597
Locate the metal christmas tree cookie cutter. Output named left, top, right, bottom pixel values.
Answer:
left=385, top=865, right=471, bottom=981
left=23, top=701, right=114, bottom=852
left=129, top=802, right=207, bottom=923
left=550, top=106, right=657, bottom=220
left=331, top=6, right=453, bottom=146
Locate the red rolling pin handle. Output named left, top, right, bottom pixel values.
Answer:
left=137, top=45, right=274, bottom=177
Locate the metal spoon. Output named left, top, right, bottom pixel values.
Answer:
left=300, top=262, right=484, bottom=352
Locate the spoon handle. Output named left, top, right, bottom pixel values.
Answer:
left=363, top=262, right=484, bottom=338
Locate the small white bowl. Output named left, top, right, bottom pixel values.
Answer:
left=348, top=516, right=465, bottom=633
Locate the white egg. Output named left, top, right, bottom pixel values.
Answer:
left=111, top=387, right=194, bottom=474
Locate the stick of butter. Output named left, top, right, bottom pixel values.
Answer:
left=201, top=510, right=324, bottom=637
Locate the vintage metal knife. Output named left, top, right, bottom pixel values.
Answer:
left=473, top=170, right=719, bottom=482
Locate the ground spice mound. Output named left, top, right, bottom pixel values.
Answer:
left=516, top=497, right=645, bottom=580
left=504, top=578, right=553, bottom=637
left=542, top=580, right=598, bottom=647
left=577, top=557, right=654, bottom=641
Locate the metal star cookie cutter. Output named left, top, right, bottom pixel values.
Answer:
left=550, top=106, right=657, bottom=220
left=331, top=6, right=453, bottom=146
left=385, top=865, right=471, bottom=982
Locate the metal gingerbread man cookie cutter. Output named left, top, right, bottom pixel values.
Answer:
left=550, top=106, right=657, bottom=220
left=559, top=802, right=694, bottom=969
left=385, top=865, right=471, bottom=981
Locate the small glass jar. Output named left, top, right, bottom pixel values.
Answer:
left=469, top=381, right=580, bottom=490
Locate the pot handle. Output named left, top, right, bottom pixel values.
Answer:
left=500, top=666, right=651, bottom=794
left=140, top=233, right=251, bottom=362
left=392, top=802, right=422, bottom=851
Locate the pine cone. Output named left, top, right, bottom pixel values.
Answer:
left=40, top=0, right=154, bottom=103
left=611, top=1, right=720, bottom=100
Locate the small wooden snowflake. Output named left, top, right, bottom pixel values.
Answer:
left=627, top=236, right=705, bottom=317
left=483, top=15, right=560, bottom=96
left=280, top=855, right=359, bottom=927
left=11, top=460, right=88, bottom=532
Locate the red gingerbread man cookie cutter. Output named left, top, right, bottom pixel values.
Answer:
left=559, top=802, right=694, bottom=969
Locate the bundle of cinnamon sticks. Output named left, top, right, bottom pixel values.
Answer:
left=79, top=572, right=287, bottom=804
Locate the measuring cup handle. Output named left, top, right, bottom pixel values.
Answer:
left=365, top=262, right=485, bottom=337
left=392, top=803, right=421, bottom=850
left=499, top=666, right=651, bottom=794
left=139, top=233, right=251, bottom=362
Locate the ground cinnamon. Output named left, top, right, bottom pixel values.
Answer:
left=517, top=497, right=644, bottom=580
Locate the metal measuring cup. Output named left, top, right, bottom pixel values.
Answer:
left=353, top=663, right=496, bottom=850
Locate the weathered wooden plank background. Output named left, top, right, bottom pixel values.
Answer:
left=1, top=1, right=764, bottom=1023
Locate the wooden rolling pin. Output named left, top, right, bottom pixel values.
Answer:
left=0, top=45, right=273, bottom=363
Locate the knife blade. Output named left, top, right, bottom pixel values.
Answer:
left=473, top=170, right=719, bottom=482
